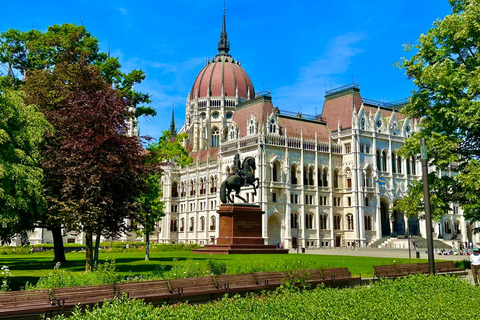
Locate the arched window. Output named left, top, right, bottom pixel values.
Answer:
left=407, top=158, right=411, bottom=175
left=347, top=214, right=354, bottom=230
left=248, top=120, right=255, bottom=135
left=333, top=169, right=339, bottom=188
left=320, top=214, right=327, bottom=230
left=317, top=167, right=322, bottom=187
left=411, top=156, right=417, bottom=175
left=365, top=144, right=370, bottom=154
left=454, top=221, right=461, bottom=234
left=190, top=180, right=195, bottom=196
left=180, top=218, right=185, bottom=232
left=397, top=156, right=402, bottom=174
left=334, top=215, right=341, bottom=230
left=189, top=217, right=195, bottom=232
left=323, top=168, right=328, bottom=187
left=365, top=215, right=372, bottom=231
left=360, top=117, right=366, bottom=130
left=269, top=118, right=276, bottom=133
left=210, top=216, right=216, bottom=231
left=291, top=213, right=299, bottom=229
left=172, top=182, right=178, bottom=198
left=200, top=178, right=204, bottom=195
left=305, top=213, right=313, bottom=229
left=170, top=219, right=178, bottom=232
left=309, top=167, right=314, bottom=186
left=444, top=220, right=452, bottom=234
left=291, top=165, right=297, bottom=184
left=382, top=150, right=387, bottom=172
left=391, top=152, right=397, bottom=173
left=200, top=216, right=205, bottom=231
left=273, top=161, right=279, bottom=182
left=211, top=127, right=220, bottom=147
left=376, top=150, right=381, bottom=171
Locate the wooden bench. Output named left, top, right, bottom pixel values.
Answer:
left=321, top=268, right=361, bottom=287
left=215, top=273, right=267, bottom=293
left=0, top=289, right=58, bottom=318
left=253, top=271, right=290, bottom=289
left=116, top=279, right=179, bottom=303
left=52, top=284, right=115, bottom=310
left=290, top=269, right=332, bottom=288
left=373, top=265, right=406, bottom=279
left=168, top=276, right=223, bottom=301
left=397, top=263, right=422, bottom=275
left=416, top=263, right=431, bottom=274
left=435, top=261, right=467, bottom=276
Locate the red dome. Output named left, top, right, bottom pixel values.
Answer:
left=190, top=55, right=255, bottom=100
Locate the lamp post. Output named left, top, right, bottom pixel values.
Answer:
left=421, top=138, right=435, bottom=274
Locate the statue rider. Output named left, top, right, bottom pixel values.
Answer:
left=232, top=154, right=247, bottom=186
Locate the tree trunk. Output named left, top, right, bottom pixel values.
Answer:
left=51, top=226, right=67, bottom=263
left=85, top=231, right=94, bottom=271
left=145, top=231, right=150, bottom=261
left=93, top=231, right=101, bottom=268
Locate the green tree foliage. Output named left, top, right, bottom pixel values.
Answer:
left=0, top=89, right=52, bottom=242
left=135, top=132, right=192, bottom=260
left=397, top=0, right=480, bottom=227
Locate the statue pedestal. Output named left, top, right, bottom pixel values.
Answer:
left=193, top=204, right=288, bottom=254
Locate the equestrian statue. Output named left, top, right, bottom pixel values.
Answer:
left=220, top=154, right=260, bottom=203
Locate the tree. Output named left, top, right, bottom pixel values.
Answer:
left=0, top=88, right=52, bottom=243
left=397, top=0, right=480, bottom=229
left=24, top=60, right=149, bottom=270
left=0, top=23, right=156, bottom=261
left=135, top=131, right=192, bottom=261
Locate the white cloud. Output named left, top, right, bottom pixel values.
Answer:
left=118, top=7, right=127, bottom=16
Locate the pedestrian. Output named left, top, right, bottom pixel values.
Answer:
left=470, top=247, right=480, bottom=285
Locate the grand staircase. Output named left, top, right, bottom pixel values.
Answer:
left=370, top=236, right=453, bottom=250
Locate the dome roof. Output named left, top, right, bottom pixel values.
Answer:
left=189, top=9, right=254, bottom=100
left=190, top=55, right=255, bottom=100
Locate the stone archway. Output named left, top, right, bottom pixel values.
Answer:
left=380, top=199, right=391, bottom=237
left=267, top=215, right=281, bottom=246
left=392, top=200, right=405, bottom=236
left=408, top=215, right=420, bottom=236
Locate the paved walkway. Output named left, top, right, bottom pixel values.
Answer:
left=289, top=247, right=476, bottom=285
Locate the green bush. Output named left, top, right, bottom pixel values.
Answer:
left=25, top=260, right=121, bottom=290
left=207, top=259, right=227, bottom=275
left=50, top=275, right=480, bottom=320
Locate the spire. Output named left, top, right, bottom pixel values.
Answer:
left=217, top=2, right=230, bottom=56
left=169, top=104, right=177, bottom=137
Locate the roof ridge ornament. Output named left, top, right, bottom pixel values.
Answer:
left=217, top=2, right=230, bottom=56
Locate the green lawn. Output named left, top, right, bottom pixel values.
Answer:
left=2, top=249, right=423, bottom=291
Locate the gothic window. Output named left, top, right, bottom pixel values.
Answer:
left=212, top=112, right=219, bottom=119
left=454, top=221, right=461, bottom=234
left=200, top=178, right=204, bottom=195
left=334, top=215, right=341, bottom=230
left=382, top=150, right=387, bottom=172
left=171, top=182, right=178, bottom=198
left=360, top=143, right=365, bottom=153
left=309, top=167, right=314, bottom=186
left=365, top=215, right=372, bottom=231
left=360, top=117, right=366, bottom=130
left=405, top=125, right=411, bottom=137
left=347, top=214, right=354, bottom=230
left=211, top=127, right=220, bottom=148
left=407, top=157, right=411, bottom=174
left=226, top=112, right=233, bottom=119
left=320, top=214, right=328, bottom=230
left=249, top=120, right=255, bottom=135
left=444, top=220, right=451, bottom=234
left=323, top=168, right=328, bottom=187
left=411, top=156, right=417, bottom=175
left=392, top=152, right=397, bottom=173
left=333, top=169, right=339, bottom=188
left=376, top=150, right=381, bottom=171
left=170, top=219, right=178, bottom=232
left=291, top=165, right=297, bottom=184
left=269, top=118, right=276, bottom=133
left=365, top=144, right=370, bottom=154
left=180, top=218, right=185, bottom=232
left=200, top=216, right=205, bottom=231
left=273, top=161, right=279, bottom=182
left=345, top=143, right=351, bottom=154
left=189, top=217, right=195, bottom=232
left=210, top=216, right=216, bottom=231
left=200, top=112, right=206, bottom=120
left=291, top=213, right=299, bottom=229
left=397, top=156, right=402, bottom=174
left=317, top=168, right=322, bottom=187
left=305, top=213, right=313, bottom=229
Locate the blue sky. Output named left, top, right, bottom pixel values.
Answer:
left=1, top=1, right=453, bottom=140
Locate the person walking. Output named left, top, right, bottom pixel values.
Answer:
left=470, top=247, right=480, bottom=285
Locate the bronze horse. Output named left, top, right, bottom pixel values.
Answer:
left=220, top=156, right=259, bottom=203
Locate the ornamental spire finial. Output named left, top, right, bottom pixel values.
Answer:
left=217, top=1, right=230, bottom=55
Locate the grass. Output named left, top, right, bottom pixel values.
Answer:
left=2, top=248, right=427, bottom=291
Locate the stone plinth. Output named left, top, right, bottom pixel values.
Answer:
left=193, top=204, right=288, bottom=254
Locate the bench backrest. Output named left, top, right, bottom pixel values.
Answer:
left=215, top=273, right=258, bottom=289
left=169, top=276, right=217, bottom=293
left=397, top=263, right=421, bottom=275
left=116, top=279, right=171, bottom=299
left=436, top=261, right=461, bottom=272
left=253, top=271, right=290, bottom=285
left=373, top=265, right=405, bottom=277
left=291, top=269, right=324, bottom=281
left=0, top=289, right=52, bottom=308
left=321, top=268, right=352, bottom=280
left=52, top=284, right=115, bottom=307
